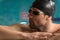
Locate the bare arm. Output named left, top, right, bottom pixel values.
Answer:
left=0, top=25, right=59, bottom=40
left=0, top=25, right=36, bottom=39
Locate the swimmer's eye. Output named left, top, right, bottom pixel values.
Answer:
left=32, top=11, right=39, bottom=15
left=29, top=10, right=39, bottom=15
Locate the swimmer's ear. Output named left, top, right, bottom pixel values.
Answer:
left=47, top=16, right=52, bottom=21
left=45, top=15, right=52, bottom=20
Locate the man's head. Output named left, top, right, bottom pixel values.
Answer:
left=29, top=0, right=56, bottom=30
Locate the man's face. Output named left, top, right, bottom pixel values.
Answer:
left=29, top=8, right=48, bottom=27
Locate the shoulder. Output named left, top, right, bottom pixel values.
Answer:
left=10, top=24, right=29, bottom=28
left=54, top=24, right=60, bottom=33
left=10, top=24, right=30, bottom=32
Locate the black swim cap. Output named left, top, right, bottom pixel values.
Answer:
left=31, top=0, right=56, bottom=16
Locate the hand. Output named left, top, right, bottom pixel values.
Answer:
left=18, top=32, right=53, bottom=40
